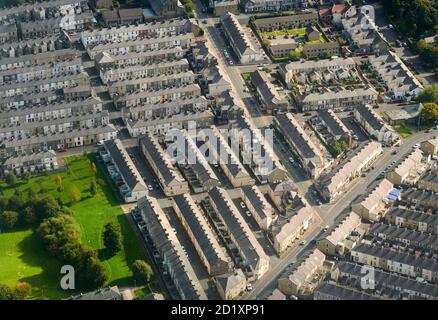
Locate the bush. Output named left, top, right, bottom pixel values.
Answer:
left=0, top=284, right=16, bottom=300
left=0, top=210, right=19, bottom=229
left=69, top=185, right=81, bottom=204
left=14, top=282, right=32, bottom=300
left=4, top=173, right=16, bottom=186
left=22, top=207, right=37, bottom=226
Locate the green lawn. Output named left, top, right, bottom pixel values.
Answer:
left=241, top=72, right=251, bottom=81
left=0, top=228, right=65, bottom=299
left=394, top=124, right=412, bottom=138
left=0, top=154, right=150, bottom=299
left=260, top=27, right=307, bottom=39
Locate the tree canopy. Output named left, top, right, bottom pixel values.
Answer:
left=132, top=260, right=153, bottom=285
left=103, top=222, right=122, bottom=256
left=380, top=0, right=438, bottom=37
left=417, top=84, right=438, bottom=104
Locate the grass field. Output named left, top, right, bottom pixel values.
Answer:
left=394, top=124, right=412, bottom=138
left=0, top=154, right=149, bottom=299
left=241, top=72, right=251, bottom=81
left=260, top=27, right=307, bottom=38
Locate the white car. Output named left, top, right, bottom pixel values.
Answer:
left=413, top=143, right=420, bottom=148
left=246, top=284, right=253, bottom=291
left=246, top=210, right=251, bottom=217
left=148, top=185, right=153, bottom=191
left=300, top=240, right=306, bottom=246
left=323, top=225, right=330, bottom=231
left=240, top=202, right=246, bottom=209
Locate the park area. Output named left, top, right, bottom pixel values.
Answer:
left=0, top=154, right=151, bottom=299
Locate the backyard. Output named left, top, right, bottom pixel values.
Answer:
left=0, top=154, right=151, bottom=299
left=260, top=27, right=326, bottom=45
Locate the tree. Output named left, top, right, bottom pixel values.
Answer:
left=0, top=284, right=16, bottom=300
left=288, top=49, right=301, bottom=61
left=90, top=162, right=97, bottom=174
left=331, top=139, right=349, bottom=157
left=103, top=222, right=122, bottom=256
left=69, top=185, right=81, bottom=204
left=0, top=196, right=9, bottom=211
left=90, top=179, right=97, bottom=197
left=55, top=175, right=62, bottom=187
left=417, top=40, right=438, bottom=68
left=33, top=196, right=64, bottom=221
left=0, top=210, right=19, bottom=229
left=37, top=214, right=81, bottom=258
left=420, top=103, right=438, bottom=123
left=75, top=246, right=107, bottom=290
left=132, top=260, right=153, bottom=285
left=22, top=206, right=37, bottom=226
left=5, top=172, right=16, bottom=186
left=14, top=282, right=32, bottom=300
left=417, top=84, right=438, bottom=104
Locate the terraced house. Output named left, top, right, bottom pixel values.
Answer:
left=138, top=196, right=207, bottom=300
left=274, top=113, right=325, bottom=179
left=140, top=134, right=190, bottom=196
left=173, top=194, right=231, bottom=276
left=315, top=141, right=383, bottom=202
left=295, top=87, right=378, bottom=111
left=207, top=187, right=270, bottom=281
left=242, top=0, right=308, bottom=13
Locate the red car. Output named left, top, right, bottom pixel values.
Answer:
left=57, top=147, right=67, bottom=153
